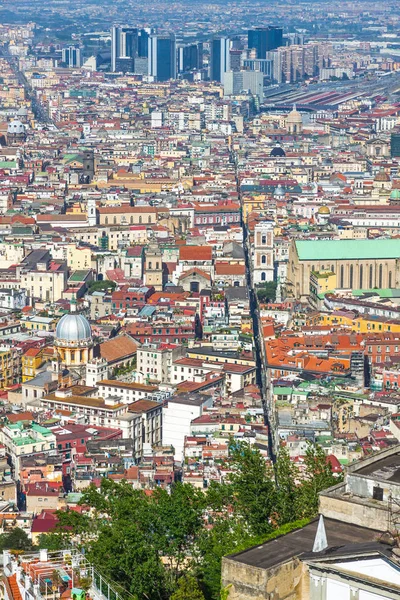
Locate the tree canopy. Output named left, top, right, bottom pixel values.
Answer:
left=44, top=441, right=340, bottom=600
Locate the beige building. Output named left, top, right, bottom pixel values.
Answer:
left=17, top=250, right=68, bottom=303
left=287, top=238, right=400, bottom=299
left=98, top=206, right=158, bottom=226
left=144, top=244, right=165, bottom=291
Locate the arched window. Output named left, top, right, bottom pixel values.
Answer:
left=349, top=264, right=353, bottom=289
left=331, top=264, right=334, bottom=272
left=113, top=216, right=117, bottom=225
left=261, top=272, right=266, bottom=281
left=340, top=265, right=344, bottom=288
left=369, top=265, right=373, bottom=289
left=130, top=216, right=133, bottom=224
left=389, top=271, right=393, bottom=288
left=148, top=261, right=152, bottom=269
left=311, top=265, right=315, bottom=272
left=139, top=216, right=142, bottom=224
left=261, top=255, right=266, bottom=264
left=105, top=217, right=108, bottom=225
left=359, top=265, right=363, bottom=289
left=148, top=215, right=152, bottom=223
left=379, top=264, right=383, bottom=288
left=261, top=235, right=266, bottom=245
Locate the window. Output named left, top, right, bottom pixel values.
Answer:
left=261, top=255, right=266, bottom=264
left=359, top=265, right=363, bottom=289
left=349, top=264, right=353, bottom=289
left=389, top=271, right=393, bottom=288
left=139, top=216, right=142, bottom=224
left=261, top=235, right=266, bottom=244
left=379, top=264, right=383, bottom=288
left=340, top=265, right=344, bottom=288
left=369, top=265, right=373, bottom=288
left=373, top=486, right=383, bottom=501
left=261, top=272, right=266, bottom=281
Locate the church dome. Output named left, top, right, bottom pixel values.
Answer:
left=56, top=313, right=92, bottom=344
left=318, top=205, right=330, bottom=214
left=7, top=120, right=25, bottom=135
left=16, top=107, right=28, bottom=117
left=374, top=169, right=390, bottom=182
left=286, top=104, right=302, bottom=124
left=270, top=145, right=286, bottom=157
left=274, top=184, right=285, bottom=198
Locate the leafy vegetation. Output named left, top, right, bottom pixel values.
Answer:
left=256, top=281, right=277, bottom=302
left=87, top=280, right=116, bottom=293
left=41, top=441, right=340, bottom=600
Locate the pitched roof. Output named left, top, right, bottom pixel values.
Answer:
left=99, top=333, right=138, bottom=363
left=179, top=268, right=211, bottom=281
left=215, top=263, right=245, bottom=275
left=179, top=245, right=212, bottom=261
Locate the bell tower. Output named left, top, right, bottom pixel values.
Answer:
left=144, top=243, right=164, bottom=291
left=253, top=221, right=274, bottom=284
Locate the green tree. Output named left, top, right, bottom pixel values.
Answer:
left=256, top=281, right=277, bottom=303
left=171, top=575, right=205, bottom=600
left=275, top=445, right=301, bottom=525
left=196, top=517, right=249, bottom=600
left=37, top=532, right=69, bottom=551
left=0, top=527, right=32, bottom=552
left=298, top=442, right=341, bottom=517
left=228, top=441, right=277, bottom=535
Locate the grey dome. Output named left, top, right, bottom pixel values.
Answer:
left=7, top=120, right=25, bottom=134
left=17, top=107, right=28, bottom=117
left=56, top=313, right=92, bottom=343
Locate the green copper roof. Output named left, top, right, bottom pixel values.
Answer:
left=295, top=239, right=400, bottom=261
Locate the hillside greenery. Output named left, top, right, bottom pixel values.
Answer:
left=36, top=441, right=340, bottom=600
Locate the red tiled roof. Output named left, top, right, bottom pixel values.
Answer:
left=179, top=246, right=212, bottom=261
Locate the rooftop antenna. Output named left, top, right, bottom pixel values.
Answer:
left=312, top=514, right=328, bottom=553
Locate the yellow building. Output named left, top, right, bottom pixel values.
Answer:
left=242, top=195, right=267, bottom=222
left=22, top=347, right=44, bottom=382
left=21, top=316, right=57, bottom=332
left=318, top=311, right=400, bottom=334
left=67, top=244, right=92, bottom=271
left=0, top=348, right=22, bottom=389
left=309, top=271, right=337, bottom=307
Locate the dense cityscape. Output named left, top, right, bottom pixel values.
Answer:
left=0, top=0, right=400, bottom=599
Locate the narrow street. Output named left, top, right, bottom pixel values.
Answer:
left=234, top=152, right=276, bottom=462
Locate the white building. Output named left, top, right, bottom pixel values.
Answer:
left=253, top=221, right=274, bottom=284
left=162, top=393, right=214, bottom=461
left=137, top=343, right=183, bottom=384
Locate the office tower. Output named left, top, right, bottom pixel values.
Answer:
left=178, top=43, right=203, bottom=73
left=138, top=28, right=151, bottom=58
left=391, top=132, right=400, bottom=157
left=134, top=57, right=149, bottom=75
left=267, top=26, right=283, bottom=51
left=62, top=46, right=82, bottom=68
left=148, top=34, right=176, bottom=81
left=111, top=26, right=121, bottom=72
left=111, top=26, right=138, bottom=72
left=248, top=26, right=283, bottom=59
left=229, top=49, right=242, bottom=72
left=243, top=58, right=273, bottom=78
left=210, top=37, right=231, bottom=83
left=224, top=70, right=264, bottom=101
